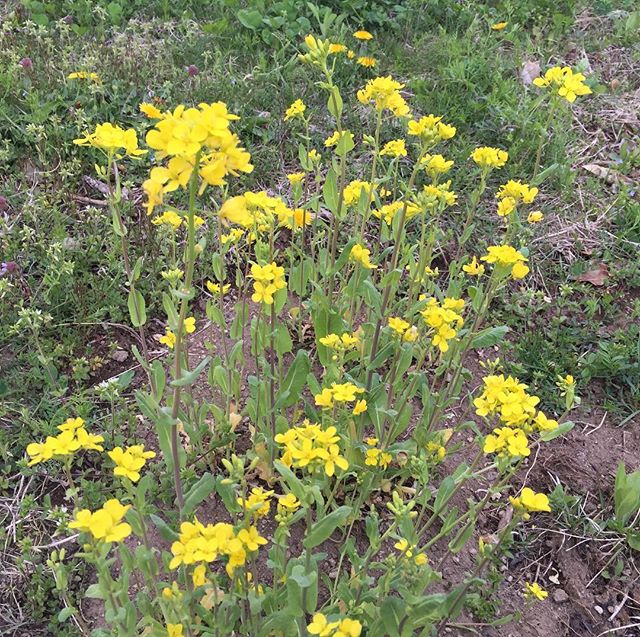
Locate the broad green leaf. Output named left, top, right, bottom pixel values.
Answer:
left=277, top=350, right=310, bottom=408
left=470, top=325, right=508, bottom=348
left=127, top=289, right=147, bottom=327
left=304, top=506, right=352, bottom=549
left=539, top=420, right=574, bottom=442
left=183, top=473, right=216, bottom=517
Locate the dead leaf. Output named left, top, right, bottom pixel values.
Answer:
left=521, top=60, right=541, bottom=85
left=583, top=163, right=633, bottom=186
left=576, top=263, right=609, bottom=286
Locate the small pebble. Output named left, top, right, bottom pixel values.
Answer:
left=594, top=605, right=603, bottom=615
left=553, top=589, right=569, bottom=603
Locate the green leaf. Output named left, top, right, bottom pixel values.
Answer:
left=539, top=420, right=574, bottom=442
left=448, top=520, right=475, bottom=553
left=274, top=460, right=307, bottom=503
left=362, top=279, right=382, bottom=315
left=326, top=86, right=343, bottom=121
left=183, top=473, right=216, bottom=517
left=304, top=506, right=352, bottom=549
left=323, top=168, right=339, bottom=213
left=236, top=9, right=263, bottom=29
left=470, top=325, right=508, bottom=348
left=127, top=289, right=147, bottom=327
left=277, top=350, right=310, bottom=408
left=58, top=607, right=76, bottom=622
left=84, top=584, right=104, bottom=599
left=149, top=514, right=179, bottom=542
left=170, top=356, right=211, bottom=388
left=380, top=596, right=405, bottom=637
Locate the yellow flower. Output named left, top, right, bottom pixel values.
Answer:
left=534, top=411, right=558, bottom=432
left=238, top=487, right=273, bottom=519
left=167, top=624, right=184, bottom=637
left=329, top=43, right=348, bottom=54
left=69, top=499, right=132, bottom=543
left=422, top=154, right=454, bottom=178
left=525, top=582, right=548, bottom=601
left=140, top=102, right=163, bottom=119
left=533, top=66, right=592, bottom=103
left=481, top=245, right=529, bottom=280
left=192, top=564, right=207, bottom=587
left=287, top=171, right=305, bottom=185
left=346, top=50, right=356, bottom=59
left=206, top=281, right=231, bottom=295
left=510, top=487, right=551, bottom=513
left=277, top=493, right=301, bottom=511
left=470, top=146, right=508, bottom=168
left=308, top=149, right=320, bottom=163
left=68, top=71, right=101, bottom=83
left=57, top=417, right=85, bottom=432
left=491, top=21, right=508, bottom=30
left=108, top=444, right=156, bottom=482
left=496, top=197, right=516, bottom=217
left=353, top=30, right=373, bottom=40
left=357, top=77, right=410, bottom=118
left=462, top=256, right=485, bottom=276
left=350, top=244, right=377, bottom=269
left=497, top=180, right=538, bottom=204
left=352, top=399, right=367, bottom=415
left=324, top=130, right=352, bottom=148
left=308, top=613, right=339, bottom=636
left=315, top=388, right=334, bottom=408
left=159, top=329, right=176, bottom=349
left=184, top=317, right=196, bottom=334
left=407, top=114, right=456, bottom=142
left=285, top=99, right=306, bottom=121
left=250, top=262, right=287, bottom=305
left=152, top=210, right=182, bottom=229
left=74, top=123, right=146, bottom=158
left=380, top=139, right=407, bottom=157
left=357, top=56, right=377, bottom=68
left=528, top=210, right=544, bottom=223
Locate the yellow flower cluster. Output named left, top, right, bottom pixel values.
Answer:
left=275, top=421, right=349, bottom=477
left=315, top=382, right=366, bottom=409
left=143, top=102, right=253, bottom=213
left=319, top=332, right=360, bottom=351
left=496, top=180, right=538, bottom=217
left=388, top=317, right=418, bottom=342
left=483, top=426, right=531, bottom=458
left=421, top=153, right=454, bottom=178
left=342, top=180, right=380, bottom=206
left=474, top=375, right=540, bottom=428
left=68, top=71, right=101, bottom=83
left=372, top=200, right=421, bottom=225
left=237, top=487, right=273, bottom=519
left=525, top=582, right=548, bottom=601
left=379, top=139, right=407, bottom=157
left=325, top=130, right=353, bottom=148
left=107, top=444, right=156, bottom=482
left=418, top=181, right=457, bottom=209
left=533, top=66, right=592, bottom=103
left=250, top=262, right=287, bottom=305
left=407, top=115, right=456, bottom=144
left=356, top=76, right=410, bottom=117
left=284, top=98, right=306, bottom=121
left=69, top=499, right=131, bottom=543
left=481, top=245, right=529, bottom=279
left=470, top=146, right=508, bottom=169
left=169, top=519, right=266, bottom=576
left=74, top=123, right=146, bottom=159
left=510, top=487, right=551, bottom=514
left=357, top=56, right=377, bottom=68
left=462, top=256, right=485, bottom=276
left=421, top=297, right=464, bottom=352
left=220, top=191, right=286, bottom=230
left=275, top=493, right=301, bottom=525
left=364, top=437, right=392, bottom=469
left=27, top=417, right=104, bottom=466
left=308, top=613, right=362, bottom=637
left=394, top=538, right=428, bottom=565
left=350, top=244, right=377, bottom=269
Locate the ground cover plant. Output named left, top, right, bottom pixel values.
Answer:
left=1, top=1, right=639, bottom=636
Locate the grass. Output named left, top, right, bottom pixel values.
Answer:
left=1, top=0, right=639, bottom=633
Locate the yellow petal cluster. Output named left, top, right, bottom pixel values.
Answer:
left=349, top=243, right=377, bottom=269
left=74, top=123, right=146, bottom=158
left=470, top=146, right=508, bottom=168
left=356, top=76, right=410, bottom=117
left=481, top=245, right=529, bottom=279
left=169, top=518, right=266, bottom=575
left=421, top=297, right=464, bottom=352
left=27, top=417, right=104, bottom=465
left=69, top=499, right=131, bottom=543
left=250, top=262, right=287, bottom=305
left=533, top=66, right=592, bottom=103
left=107, top=444, right=156, bottom=482
left=275, top=421, right=349, bottom=477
